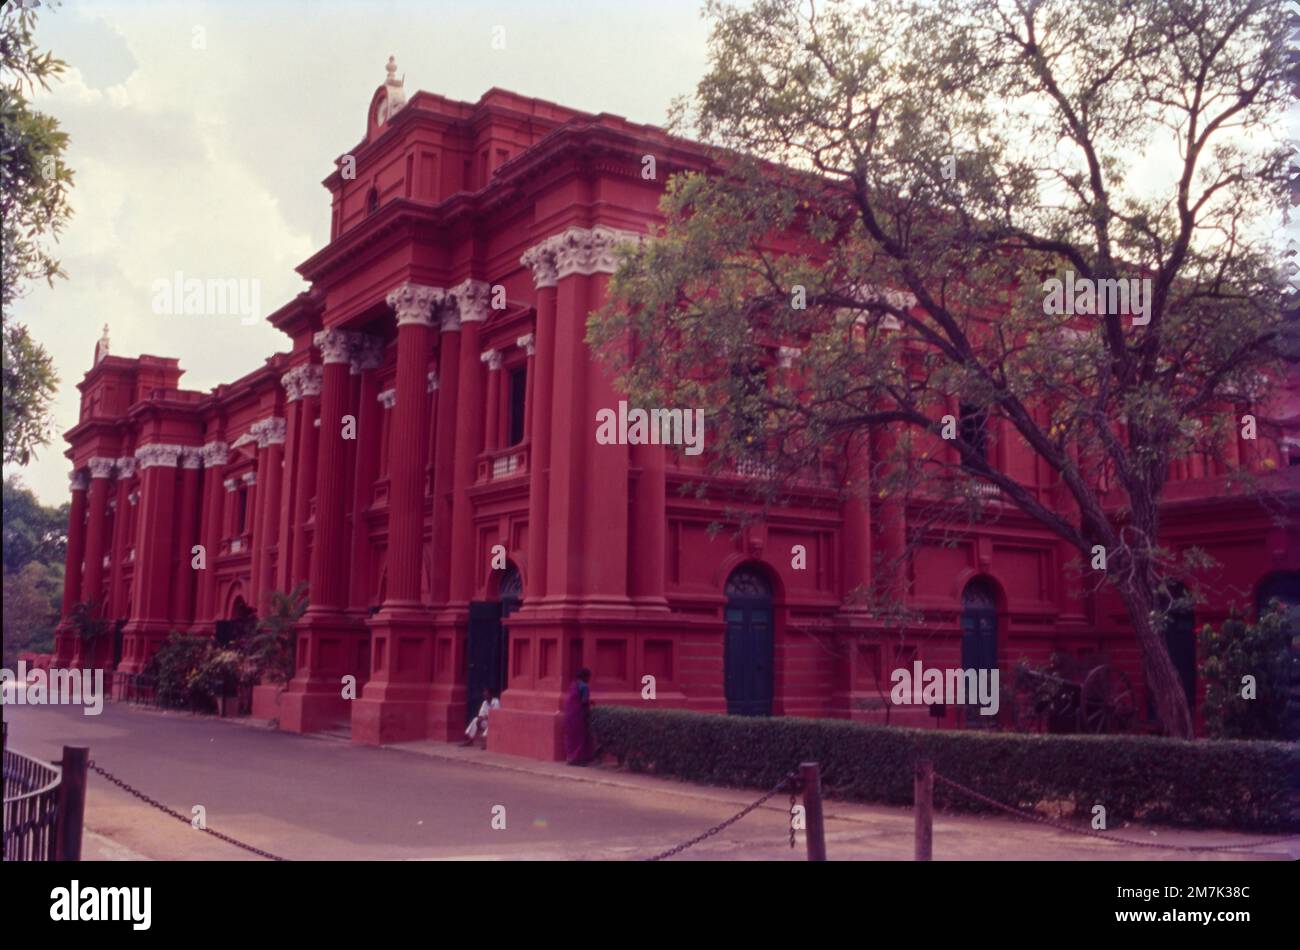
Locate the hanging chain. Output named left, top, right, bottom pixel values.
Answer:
left=645, top=770, right=800, bottom=861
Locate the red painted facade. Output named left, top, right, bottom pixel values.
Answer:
left=54, top=71, right=1300, bottom=758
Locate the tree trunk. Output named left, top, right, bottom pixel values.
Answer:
left=1120, top=582, right=1195, bottom=738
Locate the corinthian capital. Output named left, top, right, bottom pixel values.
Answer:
left=349, top=335, right=385, bottom=375
left=88, top=457, right=117, bottom=480
left=70, top=470, right=90, bottom=492
left=386, top=281, right=444, bottom=327
left=520, top=242, right=559, bottom=289
left=201, top=441, right=230, bottom=467
left=115, top=456, right=137, bottom=480
left=314, top=328, right=358, bottom=365
left=450, top=279, right=492, bottom=325
left=134, top=443, right=185, bottom=470
left=252, top=417, right=288, bottom=448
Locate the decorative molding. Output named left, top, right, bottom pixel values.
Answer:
left=231, top=431, right=256, bottom=450
left=223, top=478, right=239, bottom=493
left=299, top=364, right=324, bottom=398
left=87, top=457, right=117, bottom=480
left=181, top=448, right=203, bottom=469
left=377, top=388, right=397, bottom=410
left=70, top=470, right=90, bottom=492
left=517, top=333, right=536, bottom=356
left=251, top=417, right=288, bottom=448
left=201, top=441, right=230, bottom=468
left=134, top=443, right=186, bottom=470
left=314, top=328, right=359, bottom=364
left=128, top=491, right=139, bottom=507
left=481, top=349, right=502, bottom=371
left=241, top=471, right=257, bottom=486
left=114, top=456, right=137, bottom=480
left=281, top=364, right=324, bottom=401
left=522, top=226, right=644, bottom=285
left=427, top=370, right=438, bottom=393
left=520, top=242, right=559, bottom=289
left=450, top=279, right=492, bottom=325
left=386, top=281, right=443, bottom=328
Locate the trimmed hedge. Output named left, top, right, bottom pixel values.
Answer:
left=591, top=706, right=1300, bottom=832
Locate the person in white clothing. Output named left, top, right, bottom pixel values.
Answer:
left=462, top=688, right=500, bottom=747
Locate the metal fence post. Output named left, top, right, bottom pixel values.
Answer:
left=800, top=761, right=827, bottom=861
left=55, top=745, right=88, bottom=861
left=914, top=759, right=933, bottom=861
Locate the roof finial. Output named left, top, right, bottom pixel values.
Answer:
left=381, top=55, right=407, bottom=118
left=94, top=323, right=110, bottom=364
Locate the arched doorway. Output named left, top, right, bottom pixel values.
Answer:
left=724, top=565, right=774, bottom=716
left=960, top=578, right=999, bottom=723
left=466, top=563, right=521, bottom=725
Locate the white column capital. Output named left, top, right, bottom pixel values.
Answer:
left=450, top=279, right=492, bottom=325
left=87, top=457, right=117, bottom=480
left=70, top=470, right=90, bottom=492
left=114, top=456, right=138, bottom=479
left=481, top=349, right=502, bottom=371
left=516, top=333, right=536, bottom=356
left=201, top=441, right=230, bottom=467
left=377, top=388, right=397, bottom=410
left=134, top=443, right=186, bottom=470
left=386, top=281, right=445, bottom=328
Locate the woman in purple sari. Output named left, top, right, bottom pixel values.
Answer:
left=563, top=667, right=595, bottom=766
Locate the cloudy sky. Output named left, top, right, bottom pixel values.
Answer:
left=7, top=0, right=711, bottom=503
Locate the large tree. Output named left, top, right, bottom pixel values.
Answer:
left=1, top=0, right=71, bottom=465
left=592, top=0, right=1296, bottom=738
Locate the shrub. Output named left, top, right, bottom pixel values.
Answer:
left=241, top=583, right=307, bottom=686
left=1199, top=606, right=1294, bottom=740
left=145, top=632, right=215, bottom=711
left=591, top=705, right=1299, bottom=832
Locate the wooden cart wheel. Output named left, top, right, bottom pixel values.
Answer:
left=1081, top=665, right=1137, bottom=733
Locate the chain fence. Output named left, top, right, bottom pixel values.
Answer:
left=644, top=770, right=801, bottom=861
left=932, top=771, right=1300, bottom=854
left=87, top=760, right=288, bottom=861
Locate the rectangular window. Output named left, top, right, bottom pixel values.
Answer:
left=508, top=366, right=527, bottom=446
left=237, top=486, right=249, bottom=534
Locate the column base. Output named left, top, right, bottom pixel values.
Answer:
left=278, top=610, right=365, bottom=734
left=350, top=605, right=435, bottom=745
left=486, top=703, right=565, bottom=760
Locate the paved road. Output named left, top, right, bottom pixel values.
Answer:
left=4, top=702, right=1294, bottom=861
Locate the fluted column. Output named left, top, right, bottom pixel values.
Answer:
left=518, top=334, right=536, bottom=443
left=54, top=470, right=89, bottom=664
left=81, top=457, right=116, bottom=617
left=482, top=349, right=502, bottom=452
left=171, top=450, right=202, bottom=626
left=429, top=312, right=461, bottom=604
left=354, top=284, right=441, bottom=746
left=280, top=330, right=365, bottom=734
left=118, top=443, right=184, bottom=677
left=449, top=279, right=491, bottom=602
left=108, top=457, right=136, bottom=620
left=521, top=244, right=558, bottom=601
left=250, top=418, right=287, bottom=609
left=347, top=338, right=385, bottom=612
left=307, top=331, right=353, bottom=611
left=197, top=442, right=228, bottom=621
left=290, top=366, right=322, bottom=585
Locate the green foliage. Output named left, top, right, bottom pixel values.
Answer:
left=593, top=705, right=1299, bottom=831
left=2, top=475, right=65, bottom=667
left=1, top=560, right=60, bottom=668
left=1, top=0, right=72, bottom=465
left=241, top=583, right=307, bottom=686
left=1198, top=606, right=1295, bottom=740
left=145, top=632, right=217, bottom=711
left=2, top=474, right=67, bottom=573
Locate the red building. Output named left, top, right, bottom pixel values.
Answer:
left=53, top=64, right=1300, bottom=759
